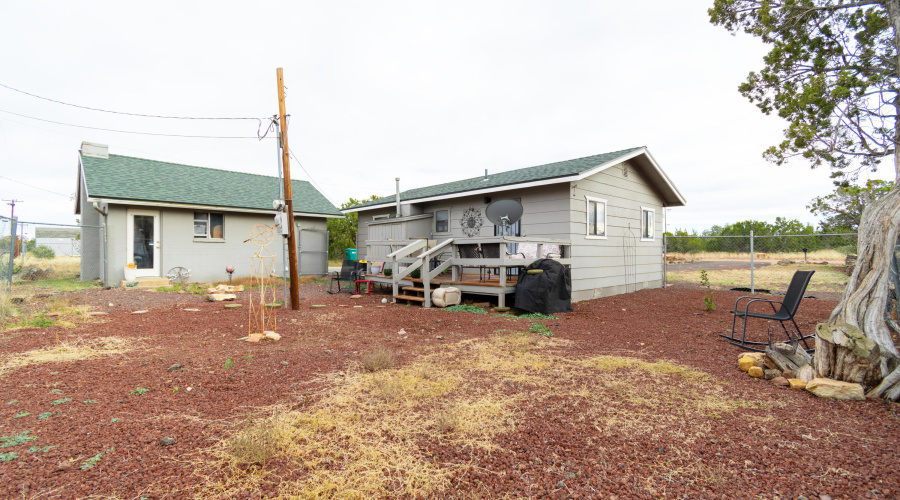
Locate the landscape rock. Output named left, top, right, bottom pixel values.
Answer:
left=738, top=356, right=757, bottom=372
left=247, top=333, right=264, bottom=343
left=788, top=378, right=807, bottom=390
left=207, top=293, right=236, bottom=302
left=806, top=378, right=865, bottom=400
left=764, top=369, right=780, bottom=380
left=782, top=369, right=795, bottom=379
left=772, top=377, right=790, bottom=387
left=159, top=437, right=175, bottom=446
left=350, top=294, right=362, bottom=299
left=737, top=352, right=767, bottom=367
left=264, top=331, right=281, bottom=341
left=797, top=364, right=816, bottom=383
left=132, top=310, right=149, bottom=314
left=167, top=363, right=182, bottom=371
left=748, top=366, right=764, bottom=378
left=224, top=304, right=242, bottom=309
left=53, top=461, right=72, bottom=472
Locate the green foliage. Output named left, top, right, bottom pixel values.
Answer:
left=111, top=418, right=120, bottom=423
left=24, top=239, right=35, bottom=252
left=50, top=398, right=72, bottom=405
left=808, top=179, right=895, bottom=231
left=83, top=400, right=97, bottom=404
left=383, top=268, right=393, bottom=277
left=30, top=245, right=55, bottom=259
left=327, top=195, right=380, bottom=260
left=0, top=431, right=37, bottom=448
left=80, top=450, right=107, bottom=469
left=223, top=357, right=234, bottom=369
left=443, top=304, right=489, bottom=314
left=20, top=314, right=53, bottom=328
left=6, top=400, right=17, bottom=405
left=709, top=1, right=897, bottom=176
left=529, top=322, right=553, bottom=337
left=700, top=270, right=716, bottom=312
left=27, top=445, right=55, bottom=453
left=129, top=388, right=149, bottom=396
left=13, top=411, right=30, bottom=418
left=38, top=412, right=54, bottom=420
left=409, top=268, right=421, bottom=279
left=50, top=388, right=62, bottom=393
left=0, top=452, right=18, bottom=462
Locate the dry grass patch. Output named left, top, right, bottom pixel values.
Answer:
left=0, top=336, right=138, bottom=376
left=667, top=263, right=849, bottom=293
left=361, top=347, right=395, bottom=372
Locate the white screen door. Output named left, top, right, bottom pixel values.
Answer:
left=126, top=210, right=160, bottom=277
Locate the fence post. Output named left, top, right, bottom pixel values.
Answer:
left=7, top=217, right=16, bottom=286
left=750, top=230, right=754, bottom=294
left=663, top=233, right=667, bottom=288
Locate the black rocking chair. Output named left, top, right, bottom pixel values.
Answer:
left=722, top=270, right=816, bottom=352
left=328, top=259, right=360, bottom=294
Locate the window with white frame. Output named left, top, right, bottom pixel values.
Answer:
left=641, top=207, right=655, bottom=240
left=194, top=212, right=224, bottom=239
left=585, top=196, right=607, bottom=238
left=435, top=209, right=449, bottom=233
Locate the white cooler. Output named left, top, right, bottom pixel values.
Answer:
left=431, top=287, right=461, bottom=307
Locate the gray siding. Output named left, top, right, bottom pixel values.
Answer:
left=105, top=205, right=328, bottom=283
left=78, top=173, right=103, bottom=281
left=568, top=160, right=664, bottom=301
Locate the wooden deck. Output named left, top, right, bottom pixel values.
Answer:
left=363, top=273, right=519, bottom=288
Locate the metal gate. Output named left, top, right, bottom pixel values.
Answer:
left=298, top=228, right=328, bottom=276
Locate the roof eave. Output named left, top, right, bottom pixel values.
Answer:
left=87, top=197, right=344, bottom=218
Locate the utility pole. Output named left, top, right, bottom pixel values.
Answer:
left=276, top=68, right=301, bottom=310
left=3, top=199, right=22, bottom=220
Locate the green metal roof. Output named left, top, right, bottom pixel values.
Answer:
left=80, top=153, right=342, bottom=216
left=349, top=147, right=646, bottom=210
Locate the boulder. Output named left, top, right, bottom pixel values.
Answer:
left=788, top=379, right=807, bottom=390
left=738, top=356, right=757, bottom=372
left=764, top=369, right=780, bottom=380
left=782, top=369, right=795, bottom=379
left=772, top=377, right=790, bottom=387
left=806, top=378, right=865, bottom=401
left=737, top=352, right=767, bottom=368
left=748, top=366, right=765, bottom=378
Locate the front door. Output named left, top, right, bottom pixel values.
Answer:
left=126, top=209, right=160, bottom=277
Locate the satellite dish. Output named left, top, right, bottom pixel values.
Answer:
left=485, top=199, right=524, bottom=236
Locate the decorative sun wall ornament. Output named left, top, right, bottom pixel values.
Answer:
left=460, top=207, right=484, bottom=237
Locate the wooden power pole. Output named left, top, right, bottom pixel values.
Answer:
left=276, top=68, right=301, bottom=310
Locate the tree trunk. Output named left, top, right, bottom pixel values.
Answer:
left=820, top=184, right=900, bottom=398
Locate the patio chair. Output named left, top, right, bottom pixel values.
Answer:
left=721, top=270, right=815, bottom=352
left=479, top=243, right=525, bottom=281
left=328, top=259, right=359, bottom=294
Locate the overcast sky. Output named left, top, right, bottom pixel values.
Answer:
left=0, top=1, right=894, bottom=236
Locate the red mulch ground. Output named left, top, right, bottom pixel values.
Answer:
left=1, top=282, right=898, bottom=499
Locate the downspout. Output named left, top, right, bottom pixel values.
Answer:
left=93, top=201, right=108, bottom=286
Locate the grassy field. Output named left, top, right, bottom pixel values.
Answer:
left=667, top=262, right=849, bottom=294
left=666, top=249, right=848, bottom=263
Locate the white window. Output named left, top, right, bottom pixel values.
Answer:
left=434, top=209, right=449, bottom=233
left=585, top=196, right=607, bottom=239
left=194, top=212, right=224, bottom=239
left=641, top=207, right=655, bottom=241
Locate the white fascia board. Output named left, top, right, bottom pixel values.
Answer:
left=342, top=175, right=580, bottom=214
left=575, top=147, right=687, bottom=206
left=88, top=197, right=343, bottom=218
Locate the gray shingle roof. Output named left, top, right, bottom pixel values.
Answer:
left=349, top=147, right=645, bottom=210
left=80, top=153, right=342, bottom=216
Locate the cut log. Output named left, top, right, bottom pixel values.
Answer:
left=867, top=364, right=900, bottom=399
left=814, top=322, right=883, bottom=387
left=765, top=346, right=801, bottom=373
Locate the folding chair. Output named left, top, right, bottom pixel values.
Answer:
left=328, top=259, right=359, bottom=294
left=721, top=270, right=815, bottom=352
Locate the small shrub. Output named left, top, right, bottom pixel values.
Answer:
left=0, top=431, right=37, bottom=448
left=50, top=398, right=72, bottom=405
left=21, top=314, right=53, bottom=328
left=13, top=411, right=30, bottom=419
left=700, top=270, right=716, bottom=311
left=409, top=268, right=421, bottom=279
left=38, top=412, right=54, bottom=420
left=362, top=347, right=395, bottom=373
left=383, top=268, right=393, bottom=277
left=31, top=246, right=55, bottom=259
left=80, top=451, right=105, bottom=469
left=129, top=388, right=148, bottom=396
left=226, top=416, right=284, bottom=465
left=433, top=406, right=461, bottom=434
left=0, top=452, right=18, bottom=462
left=223, top=358, right=234, bottom=370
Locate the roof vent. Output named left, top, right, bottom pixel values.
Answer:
left=483, top=168, right=488, bottom=181
left=81, top=142, right=109, bottom=159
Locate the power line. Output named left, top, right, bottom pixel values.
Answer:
left=0, top=82, right=263, bottom=120
left=288, top=150, right=339, bottom=206
left=0, top=175, right=72, bottom=199
left=0, top=109, right=267, bottom=139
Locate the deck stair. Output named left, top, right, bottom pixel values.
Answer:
left=120, top=276, right=171, bottom=289
left=394, top=279, right=427, bottom=304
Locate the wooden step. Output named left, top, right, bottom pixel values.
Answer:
left=393, top=294, right=425, bottom=303
left=402, top=286, right=426, bottom=293
left=120, top=276, right=171, bottom=289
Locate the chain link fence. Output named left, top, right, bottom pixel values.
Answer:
left=2, top=216, right=105, bottom=291
left=664, top=232, right=858, bottom=295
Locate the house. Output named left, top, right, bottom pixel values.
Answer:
left=34, top=227, right=81, bottom=256
left=344, top=146, right=685, bottom=304
left=75, top=142, right=343, bottom=285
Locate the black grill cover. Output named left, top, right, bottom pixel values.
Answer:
left=514, top=259, right=573, bottom=314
